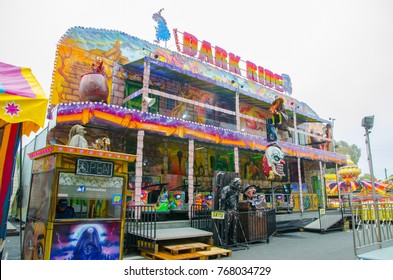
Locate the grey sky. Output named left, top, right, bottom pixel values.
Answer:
left=1, top=0, right=392, bottom=179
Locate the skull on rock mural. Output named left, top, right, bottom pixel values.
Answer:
left=262, top=145, right=285, bottom=180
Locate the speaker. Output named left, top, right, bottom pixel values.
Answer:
left=361, top=115, right=374, bottom=130
left=143, top=97, right=156, bottom=107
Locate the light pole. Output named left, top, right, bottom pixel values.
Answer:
left=361, top=115, right=381, bottom=246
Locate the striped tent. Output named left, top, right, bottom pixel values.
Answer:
left=0, top=61, right=48, bottom=250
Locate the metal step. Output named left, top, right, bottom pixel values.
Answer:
left=304, top=213, right=343, bottom=231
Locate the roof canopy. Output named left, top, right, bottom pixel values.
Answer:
left=57, top=27, right=329, bottom=124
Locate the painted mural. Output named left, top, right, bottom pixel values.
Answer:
left=56, top=102, right=346, bottom=164
left=50, top=27, right=346, bottom=165
left=22, top=171, right=54, bottom=260
left=50, top=221, right=121, bottom=260
left=51, top=26, right=325, bottom=123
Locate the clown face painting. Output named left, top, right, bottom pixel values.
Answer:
left=262, top=145, right=285, bottom=180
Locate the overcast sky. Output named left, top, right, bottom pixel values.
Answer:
left=1, top=0, right=392, bottom=180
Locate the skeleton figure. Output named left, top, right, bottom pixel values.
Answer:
left=262, top=145, right=285, bottom=180
left=219, top=178, right=241, bottom=211
left=219, top=178, right=241, bottom=245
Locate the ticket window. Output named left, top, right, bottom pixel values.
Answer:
left=57, top=172, right=124, bottom=220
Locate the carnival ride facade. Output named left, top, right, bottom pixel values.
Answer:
left=42, top=26, right=346, bottom=223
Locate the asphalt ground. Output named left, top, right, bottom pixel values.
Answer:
left=2, top=218, right=356, bottom=260
left=225, top=229, right=356, bottom=260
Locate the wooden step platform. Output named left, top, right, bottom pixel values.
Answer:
left=197, top=246, right=232, bottom=260
left=161, top=242, right=211, bottom=255
left=140, top=242, right=232, bottom=260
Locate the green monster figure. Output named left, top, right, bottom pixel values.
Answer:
left=156, top=187, right=169, bottom=212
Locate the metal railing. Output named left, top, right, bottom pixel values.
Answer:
left=190, top=205, right=276, bottom=249
left=190, top=204, right=212, bottom=232
left=124, top=205, right=157, bottom=252
left=318, top=208, right=344, bottom=233
left=350, top=196, right=393, bottom=257
left=264, top=193, right=294, bottom=213
left=238, top=209, right=276, bottom=244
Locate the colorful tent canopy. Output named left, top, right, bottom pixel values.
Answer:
left=326, top=180, right=390, bottom=196
left=1, top=61, right=48, bottom=136
left=0, top=61, right=48, bottom=250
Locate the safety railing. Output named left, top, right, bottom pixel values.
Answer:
left=264, top=193, right=294, bottom=213
left=190, top=204, right=212, bottom=232
left=190, top=205, right=276, bottom=249
left=124, top=205, right=157, bottom=252
left=350, top=196, right=393, bottom=257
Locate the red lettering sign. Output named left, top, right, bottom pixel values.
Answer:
left=179, top=30, right=289, bottom=94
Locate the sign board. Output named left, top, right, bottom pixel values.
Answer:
left=211, top=211, right=225, bottom=220
left=174, top=29, right=292, bottom=95
left=319, top=208, right=326, bottom=215
left=58, top=172, right=123, bottom=200
left=76, top=158, right=113, bottom=177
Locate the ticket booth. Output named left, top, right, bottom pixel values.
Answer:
left=22, top=145, right=136, bottom=260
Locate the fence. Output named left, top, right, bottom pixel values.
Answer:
left=264, top=193, right=294, bottom=213
left=350, top=196, right=393, bottom=257
left=124, top=205, right=157, bottom=252
left=191, top=204, right=276, bottom=249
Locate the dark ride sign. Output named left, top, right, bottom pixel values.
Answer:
left=173, top=29, right=292, bottom=95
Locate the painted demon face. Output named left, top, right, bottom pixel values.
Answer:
left=262, top=145, right=285, bottom=180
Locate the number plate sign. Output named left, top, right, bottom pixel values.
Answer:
left=76, top=158, right=113, bottom=177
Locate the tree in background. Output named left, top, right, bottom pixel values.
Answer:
left=325, top=140, right=361, bottom=174
left=335, top=140, right=361, bottom=164
left=360, top=173, right=371, bottom=181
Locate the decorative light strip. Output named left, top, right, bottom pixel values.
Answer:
left=56, top=102, right=346, bottom=164
left=29, top=144, right=137, bottom=162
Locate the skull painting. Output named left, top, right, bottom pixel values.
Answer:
left=262, top=145, right=285, bottom=180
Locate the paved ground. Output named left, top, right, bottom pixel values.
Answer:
left=226, top=229, right=356, bottom=260
left=2, top=218, right=357, bottom=260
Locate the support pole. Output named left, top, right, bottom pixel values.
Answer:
left=188, top=139, right=195, bottom=218
left=142, top=58, right=151, bottom=113
left=319, top=161, right=326, bottom=209
left=134, top=130, right=145, bottom=210
left=297, top=157, right=304, bottom=213
left=234, top=147, right=239, bottom=176
left=292, top=103, right=303, bottom=212
left=330, top=118, right=341, bottom=210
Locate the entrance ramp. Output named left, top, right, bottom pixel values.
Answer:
left=304, top=209, right=343, bottom=232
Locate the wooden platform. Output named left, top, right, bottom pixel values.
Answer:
left=140, top=242, right=232, bottom=260
left=162, top=242, right=211, bottom=255
left=155, top=227, right=213, bottom=241
left=131, top=227, right=213, bottom=241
